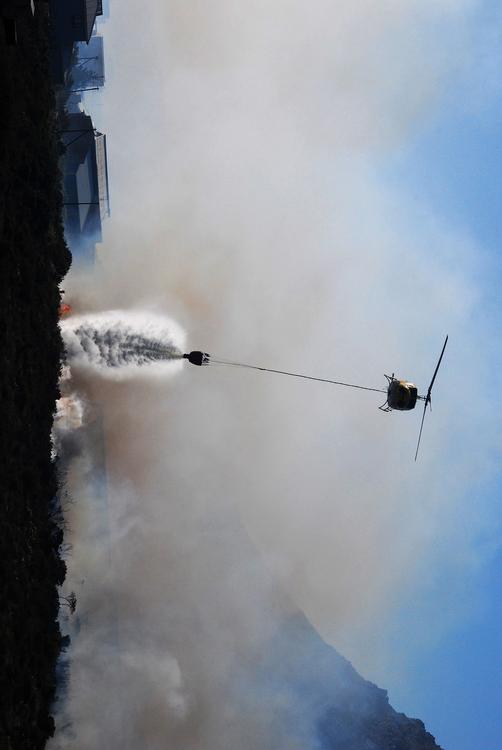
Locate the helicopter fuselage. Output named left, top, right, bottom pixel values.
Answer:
left=387, top=379, right=418, bottom=411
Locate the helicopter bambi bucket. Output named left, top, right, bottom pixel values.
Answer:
left=183, top=336, right=448, bottom=461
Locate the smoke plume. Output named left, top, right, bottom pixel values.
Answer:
left=50, top=1, right=501, bottom=748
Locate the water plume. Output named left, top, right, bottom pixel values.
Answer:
left=60, top=310, right=185, bottom=377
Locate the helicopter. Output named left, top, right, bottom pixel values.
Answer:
left=183, top=335, right=448, bottom=460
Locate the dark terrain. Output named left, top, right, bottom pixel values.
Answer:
left=265, top=613, right=445, bottom=749
left=0, top=7, right=71, bottom=749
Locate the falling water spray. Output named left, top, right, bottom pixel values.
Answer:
left=60, top=311, right=186, bottom=377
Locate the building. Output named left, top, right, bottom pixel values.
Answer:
left=49, top=0, right=103, bottom=44
left=49, top=0, right=103, bottom=83
left=61, top=112, right=110, bottom=265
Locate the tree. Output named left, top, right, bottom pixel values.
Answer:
left=59, top=591, right=77, bottom=614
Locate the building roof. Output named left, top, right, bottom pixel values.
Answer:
left=62, top=112, right=110, bottom=242
left=94, top=132, right=110, bottom=219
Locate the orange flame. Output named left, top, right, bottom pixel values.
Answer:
left=59, top=303, right=72, bottom=317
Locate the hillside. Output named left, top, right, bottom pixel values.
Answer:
left=262, top=612, right=443, bottom=750
left=0, top=8, right=71, bottom=749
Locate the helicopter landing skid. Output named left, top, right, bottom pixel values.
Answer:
left=378, top=373, right=395, bottom=411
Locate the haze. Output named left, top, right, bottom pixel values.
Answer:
left=51, top=2, right=502, bottom=748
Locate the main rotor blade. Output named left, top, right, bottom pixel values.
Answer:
left=427, top=335, right=448, bottom=398
left=415, top=398, right=429, bottom=461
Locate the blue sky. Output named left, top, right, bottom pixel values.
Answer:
left=380, top=37, right=502, bottom=748
left=409, top=548, right=502, bottom=750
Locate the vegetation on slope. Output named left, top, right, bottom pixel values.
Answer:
left=0, top=7, right=71, bottom=749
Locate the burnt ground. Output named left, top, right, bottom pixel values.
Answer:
left=0, top=7, right=72, bottom=749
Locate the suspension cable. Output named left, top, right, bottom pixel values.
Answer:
left=208, top=357, right=387, bottom=394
